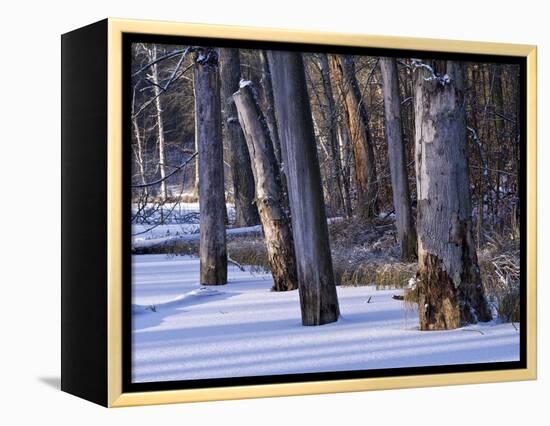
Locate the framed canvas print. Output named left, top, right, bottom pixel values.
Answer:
left=61, top=18, right=537, bottom=407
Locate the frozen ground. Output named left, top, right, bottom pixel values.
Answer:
left=132, top=254, right=520, bottom=383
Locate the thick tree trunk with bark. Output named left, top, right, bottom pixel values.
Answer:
left=267, top=50, right=340, bottom=326
left=379, top=57, right=417, bottom=261
left=413, top=59, right=491, bottom=330
left=233, top=82, right=298, bottom=291
left=194, top=49, right=227, bottom=285
left=219, top=48, right=260, bottom=227
left=329, top=54, right=378, bottom=219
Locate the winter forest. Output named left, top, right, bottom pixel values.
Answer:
left=130, top=42, right=522, bottom=383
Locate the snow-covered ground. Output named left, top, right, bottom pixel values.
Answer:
left=132, top=254, right=520, bottom=383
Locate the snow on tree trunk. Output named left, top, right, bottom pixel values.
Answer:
left=233, top=82, right=298, bottom=291
left=194, top=48, right=227, bottom=285
left=413, top=59, right=491, bottom=330
left=219, top=48, right=260, bottom=227
left=267, top=50, right=340, bottom=325
left=329, top=54, right=378, bottom=219
left=379, top=57, right=417, bottom=261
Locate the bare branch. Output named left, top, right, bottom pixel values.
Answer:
left=132, top=152, right=198, bottom=188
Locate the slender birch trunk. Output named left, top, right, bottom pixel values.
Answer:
left=149, top=45, right=168, bottom=202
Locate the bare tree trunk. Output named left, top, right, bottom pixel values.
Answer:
left=131, top=89, right=148, bottom=192
left=413, top=60, right=491, bottom=330
left=379, top=57, right=417, bottom=261
left=194, top=49, right=227, bottom=285
left=337, top=120, right=353, bottom=217
left=233, top=82, right=298, bottom=291
left=493, top=65, right=506, bottom=232
left=318, top=53, right=350, bottom=218
left=466, top=64, right=486, bottom=249
left=329, top=54, right=378, bottom=219
left=258, top=51, right=290, bottom=216
left=149, top=45, right=168, bottom=202
left=258, top=51, right=283, bottom=166
left=267, top=50, right=340, bottom=326
left=219, top=48, right=260, bottom=227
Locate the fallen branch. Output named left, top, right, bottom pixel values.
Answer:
left=228, top=256, right=246, bottom=272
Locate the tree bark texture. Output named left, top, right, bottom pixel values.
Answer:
left=267, top=50, right=340, bottom=325
left=233, top=82, right=298, bottom=291
left=329, top=54, right=378, bottom=219
left=218, top=48, right=260, bottom=227
left=379, top=57, right=417, bottom=261
left=413, top=59, right=491, bottom=330
left=194, top=49, right=228, bottom=285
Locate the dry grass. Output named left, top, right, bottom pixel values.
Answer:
left=227, top=238, right=270, bottom=273
left=478, top=231, right=520, bottom=322
left=329, top=217, right=415, bottom=287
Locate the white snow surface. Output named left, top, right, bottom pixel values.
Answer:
left=132, top=254, right=520, bottom=383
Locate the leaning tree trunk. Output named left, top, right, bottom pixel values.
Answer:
left=413, top=59, right=491, bottom=330
left=233, top=82, right=298, bottom=291
left=267, top=50, right=340, bottom=326
left=219, top=48, right=260, bottom=227
left=329, top=54, right=378, bottom=219
left=194, top=48, right=227, bottom=285
left=379, top=57, right=417, bottom=261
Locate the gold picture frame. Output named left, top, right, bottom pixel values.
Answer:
left=62, top=17, right=537, bottom=407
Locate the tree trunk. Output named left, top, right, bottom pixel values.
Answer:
left=233, top=82, right=298, bottom=291
left=492, top=65, right=506, bottom=231
left=267, top=50, right=340, bottom=326
left=149, top=45, right=168, bottom=202
left=219, top=48, right=260, bottom=227
left=379, top=57, right=417, bottom=261
left=413, top=60, right=491, bottom=330
left=131, top=89, right=148, bottom=193
left=258, top=51, right=283, bottom=166
left=258, top=51, right=290, bottom=215
left=194, top=49, right=227, bottom=285
left=337, top=119, right=353, bottom=217
left=329, top=54, right=378, bottom=219
left=318, top=53, right=351, bottom=218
